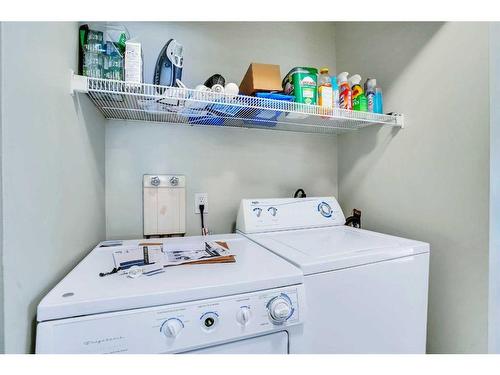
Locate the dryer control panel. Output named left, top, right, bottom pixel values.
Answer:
left=36, top=285, right=305, bottom=354
left=236, top=197, right=346, bottom=234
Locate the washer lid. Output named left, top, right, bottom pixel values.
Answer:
left=37, top=234, right=302, bottom=322
left=244, top=226, right=430, bottom=275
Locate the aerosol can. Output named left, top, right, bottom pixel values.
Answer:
left=337, top=72, right=352, bottom=110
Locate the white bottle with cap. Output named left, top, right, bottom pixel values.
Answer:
left=337, top=72, right=352, bottom=110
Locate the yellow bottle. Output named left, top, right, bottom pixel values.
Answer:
left=318, top=67, right=333, bottom=108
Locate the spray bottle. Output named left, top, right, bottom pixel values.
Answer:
left=349, top=74, right=368, bottom=112
left=337, top=72, right=352, bottom=110
left=365, top=78, right=377, bottom=113
left=332, top=75, right=340, bottom=108
left=374, top=85, right=384, bottom=114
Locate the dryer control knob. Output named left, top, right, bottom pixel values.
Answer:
left=161, top=318, right=184, bottom=338
left=268, top=295, right=293, bottom=324
left=236, top=306, right=251, bottom=326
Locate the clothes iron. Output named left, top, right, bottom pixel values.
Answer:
left=153, top=39, right=183, bottom=87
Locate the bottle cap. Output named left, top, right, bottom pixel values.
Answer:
left=320, top=67, right=329, bottom=74
left=366, top=78, right=377, bottom=89
left=337, top=72, right=349, bottom=83
left=349, top=74, right=362, bottom=86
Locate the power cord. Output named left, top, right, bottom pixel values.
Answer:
left=199, top=204, right=208, bottom=235
left=294, top=189, right=307, bottom=198
left=345, top=209, right=362, bottom=228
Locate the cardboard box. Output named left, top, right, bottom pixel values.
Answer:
left=239, top=63, right=282, bottom=96
left=125, top=41, right=143, bottom=84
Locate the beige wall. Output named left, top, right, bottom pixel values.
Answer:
left=105, top=22, right=339, bottom=238
left=335, top=22, right=490, bottom=353
left=1, top=22, right=106, bottom=353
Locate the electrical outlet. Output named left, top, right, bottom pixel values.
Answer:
left=195, top=193, right=208, bottom=214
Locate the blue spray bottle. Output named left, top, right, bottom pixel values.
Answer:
left=374, top=85, right=383, bottom=114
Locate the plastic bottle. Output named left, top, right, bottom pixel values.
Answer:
left=337, top=72, right=352, bottom=110
left=332, top=75, right=340, bottom=108
left=374, top=85, right=384, bottom=114
left=365, top=78, right=376, bottom=113
left=349, top=74, right=368, bottom=112
left=318, top=67, right=333, bottom=108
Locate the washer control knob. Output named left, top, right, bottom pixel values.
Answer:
left=161, top=318, right=184, bottom=338
left=236, top=306, right=251, bottom=326
left=268, top=295, right=293, bottom=324
left=268, top=207, right=278, bottom=217
left=318, top=202, right=332, bottom=218
left=169, top=176, right=179, bottom=186
left=253, top=207, right=263, bottom=217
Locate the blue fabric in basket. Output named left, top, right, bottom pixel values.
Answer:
left=244, top=92, right=294, bottom=127
left=188, top=116, right=224, bottom=126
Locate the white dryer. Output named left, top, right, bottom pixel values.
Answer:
left=237, top=197, right=430, bottom=354
left=36, top=234, right=305, bottom=354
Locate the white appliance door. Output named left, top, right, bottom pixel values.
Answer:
left=185, top=332, right=289, bottom=354
left=290, top=253, right=429, bottom=354
left=245, top=226, right=428, bottom=275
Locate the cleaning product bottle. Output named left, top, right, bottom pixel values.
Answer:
left=349, top=74, right=368, bottom=112
left=365, top=78, right=377, bottom=113
left=374, top=85, right=384, bottom=114
left=337, top=72, right=352, bottom=110
left=332, top=75, right=340, bottom=108
left=318, top=67, right=333, bottom=108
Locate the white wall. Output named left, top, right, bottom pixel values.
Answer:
left=105, top=22, right=339, bottom=238
left=107, top=123, right=337, bottom=237
left=335, top=22, right=490, bottom=353
left=0, top=22, right=106, bottom=353
left=489, top=22, right=500, bottom=354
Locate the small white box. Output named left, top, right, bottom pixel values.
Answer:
left=125, top=41, right=143, bottom=84
left=143, top=175, right=186, bottom=236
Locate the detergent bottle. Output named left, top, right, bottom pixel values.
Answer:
left=349, top=74, right=368, bottom=112
left=337, top=72, right=352, bottom=110
left=318, top=67, right=333, bottom=108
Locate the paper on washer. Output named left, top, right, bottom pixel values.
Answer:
left=162, top=240, right=232, bottom=266
left=112, top=243, right=164, bottom=269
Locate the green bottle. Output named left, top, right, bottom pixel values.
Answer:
left=349, top=74, right=368, bottom=111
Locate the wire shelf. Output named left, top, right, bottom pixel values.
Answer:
left=71, top=74, right=404, bottom=134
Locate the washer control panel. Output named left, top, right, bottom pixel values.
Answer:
left=36, top=285, right=305, bottom=354
left=236, top=197, right=346, bottom=234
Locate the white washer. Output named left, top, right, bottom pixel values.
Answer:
left=237, top=197, right=430, bottom=354
left=36, top=234, right=305, bottom=354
